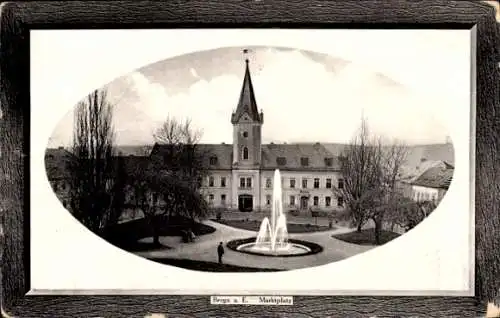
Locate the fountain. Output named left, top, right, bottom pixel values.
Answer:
left=234, top=169, right=314, bottom=256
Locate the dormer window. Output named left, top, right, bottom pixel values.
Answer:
left=243, top=147, right=249, bottom=160
left=276, top=157, right=286, bottom=166
left=324, top=157, right=333, bottom=167
left=209, top=156, right=218, bottom=165
left=300, top=157, right=309, bottom=166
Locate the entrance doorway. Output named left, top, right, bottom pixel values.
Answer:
left=300, top=196, right=309, bottom=210
left=238, top=194, right=253, bottom=212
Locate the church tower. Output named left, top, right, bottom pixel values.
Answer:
left=231, top=52, right=264, bottom=169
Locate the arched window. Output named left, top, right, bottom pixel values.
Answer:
left=243, top=147, right=249, bottom=160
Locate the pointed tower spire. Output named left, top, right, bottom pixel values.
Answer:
left=231, top=49, right=263, bottom=124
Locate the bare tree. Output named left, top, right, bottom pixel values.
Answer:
left=334, top=119, right=385, bottom=232
left=126, top=167, right=208, bottom=245
left=153, top=116, right=203, bottom=171
left=335, top=118, right=409, bottom=244
left=371, top=139, right=409, bottom=244
left=121, top=116, right=208, bottom=244
left=153, top=116, right=208, bottom=220
left=68, top=89, right=116, bottom=233
left=386, top=197, right=437, bottom=232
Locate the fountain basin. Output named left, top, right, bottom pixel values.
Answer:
left=227, top=237, right=323, bottom=257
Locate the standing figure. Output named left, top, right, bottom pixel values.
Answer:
left=217, top=242, right=225, bottom=264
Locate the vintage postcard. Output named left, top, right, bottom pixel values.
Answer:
left=29, top=29, right=474, bottom=295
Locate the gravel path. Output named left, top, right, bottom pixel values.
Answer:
left=135, top=220, right=375, bottom=270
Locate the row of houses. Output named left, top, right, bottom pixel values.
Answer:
left=44, top=56, right=454, bottom=215
left=45, top=143, right=454, bottom=215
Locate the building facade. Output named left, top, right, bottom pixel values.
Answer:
left=409, top=162, right=454, bottom=204
left=45, top=57, right=455, bottom=215
left=151, top=58, right=345, bottom=213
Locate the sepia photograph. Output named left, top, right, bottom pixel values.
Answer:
left=3, top=1, right=499, bottom=317
left=31, top=28, right=472, bottom=294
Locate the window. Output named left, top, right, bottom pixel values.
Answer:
left=290, top=196, right=295, bottom=206
left=240, top=177, right=245, bottom=188
left=324, top=157, right=333, bottom=166
left=290, top=178, right=296, bottom=188
left=209, top=176, right=215, bottom=187
left=209, top=156, right=218, bottom=165
left=221, top=194, right=226, bottom=204
left=276, top=157, right=287, bottom=166
left=243, top=131, right=248, bottom=138
left=314, top=178, right=319, bottom=189
left=197, top=177, right=203, bottom=187
left=266, top=195, right=272, bottom=205
left=326, top=178, right=332, bottom=189
left=325, top=196, right=331, bottom=207
left=246, top=177, right=252, bottom=188
left=221, top=177, right=226, bottom=187
left=300, top=157, right=309, bottom=166
left=208, top=194, right=214, bottom=204
left=338, top=178, right=344, bottom=189
left=337, top=196, right=344, bottom=207
left=313, top=196, right=319, bottom=206
left=302, top=178, right=308, bottom=189
left=266, top=178, right=272, bottom=189
left=243, top=147, right=249, bottom=160
left=425, top=193, right=430, bottom=201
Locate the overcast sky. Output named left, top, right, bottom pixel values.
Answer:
left=47, top=30, right=470, bottom=147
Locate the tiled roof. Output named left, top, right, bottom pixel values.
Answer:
left=115, top=145, right=153, bottom=157
left=321, top=143, right=348, bottom=157
left=151, top=142, right=339, bottom=171
left=46, top=142, right=455, bottom=179
left=261, top=143, right=339, bottom=171
left=151, top=143, right=234, bottom=170
left=411, top=164, right=454, bottom=189
left=399, top=160, right=447, bottom=183
left=45, top=147, right=152, bottom=181
left=404, top=143, right=454, bottom=171
left=197, top=144, right=234, bottom=170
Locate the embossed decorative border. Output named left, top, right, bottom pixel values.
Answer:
left=1, top=1, right=499, bottom=317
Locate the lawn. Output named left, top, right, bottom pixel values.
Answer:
left=332, top=229, right=401, bottom=245
left=147, top=258, right=282, bottom=272
left=103, top=216, right=216, bottom=251
left=211, top=219, right=335, bottom=233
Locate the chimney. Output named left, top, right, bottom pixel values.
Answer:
left=58, top=146, right=64, bottom=150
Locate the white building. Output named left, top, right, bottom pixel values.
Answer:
left=409, top=161, right=454, bottom=204
left=151, top=57, right=345, bottom=213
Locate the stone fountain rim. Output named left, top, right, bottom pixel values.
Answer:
left=226, top=237, right=323, bottom=258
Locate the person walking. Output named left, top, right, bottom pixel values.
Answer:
left=217, top=242, right=225, bottom=264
